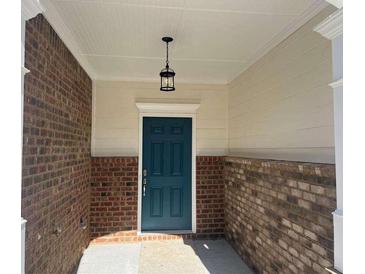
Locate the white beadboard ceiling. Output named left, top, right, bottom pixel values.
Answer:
left=45, top=0, right=328, bottom=84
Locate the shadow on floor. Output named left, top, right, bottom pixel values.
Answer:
left=182, top=239, right=254, bottom=274
left=75, top=238, right=254, bottom=274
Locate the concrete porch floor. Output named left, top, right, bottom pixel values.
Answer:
left=76, top=239, right=253, bottom=274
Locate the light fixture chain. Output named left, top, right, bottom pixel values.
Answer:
left=166, top=41, right=169, bottom=67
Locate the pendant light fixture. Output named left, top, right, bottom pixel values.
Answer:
left=160, top=37, right=175, bottom=92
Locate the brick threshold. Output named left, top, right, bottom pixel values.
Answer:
left=90, top=230, right=223, bottom=245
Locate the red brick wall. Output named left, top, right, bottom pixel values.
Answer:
left=196, top=156, right=225, bottom=237
left=90, top=157, right=138, bottom=239
left=22, top=15, right=92, bottom=274
left=90, top=156, right=224, bottom=240
left=224, top=157, right=336, bottom=274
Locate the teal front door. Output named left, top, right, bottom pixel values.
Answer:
left=142, top=117, right=192, bottom=231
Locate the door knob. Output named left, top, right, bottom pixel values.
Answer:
left=143, top=169, right=147, bottom=176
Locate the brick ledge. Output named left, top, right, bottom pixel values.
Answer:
left=90, top=230, right=223, bottom=245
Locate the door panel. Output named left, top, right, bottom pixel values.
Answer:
left=142, top=117, right=192, bottom=231
left=170, top=142, right=183, bottom=176
left=170, top=188, right=182, bottom=217
left=150, top=188, right=163, bottom=217
left=151, top=142, right=164, bottom=175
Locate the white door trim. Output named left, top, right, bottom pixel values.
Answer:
left=136, top=102, right=200, bottom=233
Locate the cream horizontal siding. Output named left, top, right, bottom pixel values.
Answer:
left=92, top=7, right=335, bottom=163
left=228, top=7, right=336, bottom=163
left=93, top=81, right=228, bottom=156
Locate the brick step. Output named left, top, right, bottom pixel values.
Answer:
left=90, top=230, right=223, bottom=245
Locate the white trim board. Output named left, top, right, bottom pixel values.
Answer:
left=95, top=76, right=228, bottom=85
left=228, top=147, right=335, bottom=164
left=313, top=8, right=342, bottom=40
left=329, top=78, right=343, bottom=89
left=22, top=0, right=44, bottom=21
left=325, top=0, right=342, bottom=8
left=314, top=7, right=343, bottom=272
left=91, top=81, right=97, bottom=156
left=136, top=102, right=200, bottom=233
left=136, top=102, right=200, bottom=114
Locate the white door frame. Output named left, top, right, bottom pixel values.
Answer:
left=135, top=103, right=200, bottom=234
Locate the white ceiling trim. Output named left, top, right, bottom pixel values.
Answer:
left=52, top=0, right=300, bottom=16
left=81, top=54, right=246, bottom=64
left=95, top=76, right=227, bottom=85
left=40, top=0, right=96, bottom=78
left=228, top=0, right=329, bottom=83
left=313, top=8, right=342, bottom=40
left=325, top=0, right=342, bottom=8
left=22, top=0, right=44, bottom=20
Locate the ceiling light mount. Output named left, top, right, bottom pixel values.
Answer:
left=162, top=36, right=173, bottom=43
left=160, top=36, right=175, bottom=92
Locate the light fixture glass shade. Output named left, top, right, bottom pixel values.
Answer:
left=160, top=66, right=175, bottom=92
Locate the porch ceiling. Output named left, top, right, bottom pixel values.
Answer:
left=46, top=0, right=327, bottom=84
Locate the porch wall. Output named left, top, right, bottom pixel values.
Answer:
left=90, top=157, right=138, bottom=239
left=20, top=5, right=339, bottom=274
left=224, top=7, right=337, bottom=274
left=228, top=7, right=336, bottom=164
left=89, top=156, right=224, bottom=241
left=224, top=157, right=336, bottom=273
left=92, top=80, right=228, bottom=157
left=22, top=15, right=92, bottom=274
